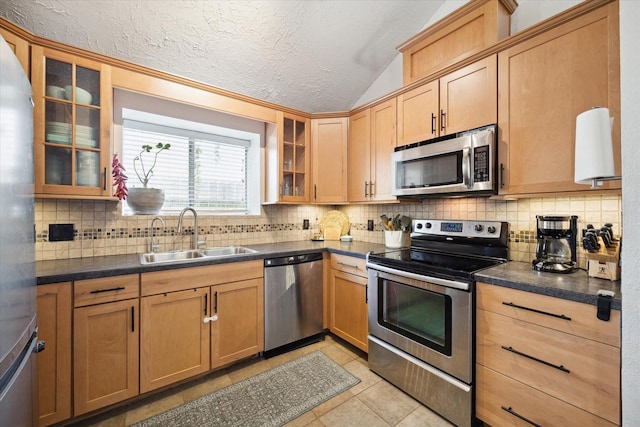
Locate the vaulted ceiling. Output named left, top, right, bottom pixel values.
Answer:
left=1, top=0, right=446, bottom=113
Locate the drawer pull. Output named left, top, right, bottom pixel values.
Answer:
left=501, top=345, right=570, bottom=373
left=501, top=406, right=541, bottom=427
left=337, top=261, right=359, bottom=269
left=502, top=301, right=571, bottom=321
left=89, top=286, right=125, bottom=294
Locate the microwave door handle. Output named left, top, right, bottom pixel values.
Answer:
left=462, top=147, right=473, bottom=189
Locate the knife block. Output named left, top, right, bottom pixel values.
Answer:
left=586, top=238, right=620, bottom=281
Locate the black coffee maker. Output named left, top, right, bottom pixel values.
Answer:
left=532, top=215, right=578, bottom=273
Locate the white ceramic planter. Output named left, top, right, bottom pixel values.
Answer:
left=126, top=188, right=165, bottom=215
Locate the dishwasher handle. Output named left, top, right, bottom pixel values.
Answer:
left=264, top=252, right=323, bottom=267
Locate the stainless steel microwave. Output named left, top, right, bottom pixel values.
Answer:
left=391, top=124, right=497, bottom=197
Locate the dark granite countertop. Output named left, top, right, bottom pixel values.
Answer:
left=36, top=240, right=388, bottom=285
left=475, top=261, right=621, bottom=310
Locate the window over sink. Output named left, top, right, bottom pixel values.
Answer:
left=116, top=102, right=262, bottom=216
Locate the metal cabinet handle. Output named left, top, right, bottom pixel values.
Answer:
left=337, top=261, right=359, bottom=269
left=431, top=113, right=436, bottom=134
left=214, top=291, right=218, bottom=314
left=364, top=181, right=368, bottom=198
left=502, top=301, right=572, bottom=321
left=131, top=306, right=135, bottom=332
left=500, top=163, right=505, bottom=189
left=103, top=167, right=107, bottom=191
left=204, top=293, right=208, bottom=316
left=501, top=406, right=541, bottom=427
left=314, top=184, right=317, bottom=200
left=90, top=286, right=125, bottom=294
left=440, top=109, right=446, bottom=132
left=370, top=181, right=375, bottom=196
left=501, top=345, right=570, bottom=373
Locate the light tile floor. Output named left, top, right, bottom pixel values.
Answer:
left=71, top=335, right=454, bottom=427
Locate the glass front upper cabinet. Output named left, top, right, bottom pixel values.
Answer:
left=32, top=46, right=112, bottom=198
left=281, top=113, right=309, bottom=202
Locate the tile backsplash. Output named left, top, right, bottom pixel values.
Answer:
left=35, top=194, right=622, bottom=269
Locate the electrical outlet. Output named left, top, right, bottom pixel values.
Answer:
left=367, top=219, right=374, bottom=231
left=303, top=219, right=310, bottom=230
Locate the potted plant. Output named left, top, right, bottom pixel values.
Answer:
left=126, top=143, right=170, bottom=215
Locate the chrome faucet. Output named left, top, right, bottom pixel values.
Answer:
left=149, top=217, right=165, bottom=253
left=177, top=207, right=205, bottom=250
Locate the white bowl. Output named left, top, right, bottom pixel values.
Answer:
left=64, top=85, right=93, bottom=104
left=46, top=85, right=65, bottom=99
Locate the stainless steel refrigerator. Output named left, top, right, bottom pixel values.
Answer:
left=0, top=35, right=39, bottom=426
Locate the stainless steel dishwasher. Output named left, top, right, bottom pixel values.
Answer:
left=263, top=252, right=324, bottom=357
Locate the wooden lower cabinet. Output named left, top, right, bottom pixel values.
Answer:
left=73, top=298, right=139, bottom=415
left=37, top=283, right=72, bottom=427
left=476, top=282, right=620, bottom=426
left=211, top=278, right=264, bottom=369
left=329, top=254, right=368, bottom=352
left=140, top=287, right=210, bottom=393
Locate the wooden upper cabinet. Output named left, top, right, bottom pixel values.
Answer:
left=348, top=99, right=397, bottom=203
left=31, top=46, right=113, bottom=199
left=398, top=0, right=516, bottom=85
left=397, top=56, right=497, bottom=145
left=348, top=109, right=371, bottom=203
left=440, top=55, right=497, bottom=135
left=397, top=80, right=439, bottom=145
left=370, top=98, right=397, bottom=202
left=311, top=117, right=348, bottom=203
left=498, top=2, right=620, bottom=196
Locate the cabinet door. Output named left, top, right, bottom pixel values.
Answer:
left=370, top=98, right=397, bottom=202
left=140, top=288, right=210, bottom=393
left=397, top=80, right=439, bottom=145
left=498, top=3, right=620, bottom=195
left=311, top=117, right=348, bottom=203
left=74, top=299, right=139, bottom=415
left=348, top=109, right=371, bottom=202
left=210, top=278, right=264, bottom=369
left=329, top=269, right=368, bottom=352
left=36, top=283, right=72, bottom=427
left=440, top=55, right=497, bottom=135
left=31, top=46, right=113, bottom=198
left=279, top=112, right=310, bottom=202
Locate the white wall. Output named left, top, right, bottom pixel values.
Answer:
left=620, top=0, right=640, bottom=423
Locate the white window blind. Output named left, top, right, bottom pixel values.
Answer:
left=122, top=119, right=251, bottom=215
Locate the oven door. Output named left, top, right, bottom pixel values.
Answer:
left=367, top=264, right=472, bottom=383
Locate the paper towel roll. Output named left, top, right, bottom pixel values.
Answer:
left=574, top=107, right=615, bottom=185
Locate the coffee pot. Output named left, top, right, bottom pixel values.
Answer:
left=532, top=215, right=578, bottom=273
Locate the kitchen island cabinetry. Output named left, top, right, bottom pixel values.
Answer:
left=31, top=46, right=113, bottom=199
left=497, top=2, right=620, bottom=196
left=476, top=282, right=620, bottom=426
left=36, top=282, right=72, bottom=427
left=265, top=112, right=311, bottom=204
left=348, top=98, right=396, bottom=203
left=328, top=254, right=368, bottom=352
left=73, top=275, right=139, bottom=415
left=397, top=56, right=497, bottom=145
left=311, top=117, right=348, bottom=203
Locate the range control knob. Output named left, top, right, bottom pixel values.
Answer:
left=416, top=223, right=423, bottom=229
left=487, top=226, right=497, bottom=234
left=474, top=224, right=484, bottom=232
left=425, top=222, right=432, bottom=229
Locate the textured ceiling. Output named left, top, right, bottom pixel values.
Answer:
left=1, top=0, right=445, bottom=113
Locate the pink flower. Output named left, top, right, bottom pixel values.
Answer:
left=112, top=154, right=128, bottom=200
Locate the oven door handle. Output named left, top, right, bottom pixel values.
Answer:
left=366, top=260, right=470, bottom=291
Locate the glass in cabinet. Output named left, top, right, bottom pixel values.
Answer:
left=32, top=46, right=112, bottom=198
left=280, top=113, right=309, bottom=201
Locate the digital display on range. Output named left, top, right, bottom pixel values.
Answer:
left=440, top=222, right=463, bottom=232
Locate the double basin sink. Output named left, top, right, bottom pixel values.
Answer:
left=140, top=246, right=258, bottom=265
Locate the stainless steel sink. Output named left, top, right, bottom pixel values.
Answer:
left=140, top=249, right=206, bottom=265
left=140, top=246, right=258, bottom=265
left=201, top=246, right=258, bottom=257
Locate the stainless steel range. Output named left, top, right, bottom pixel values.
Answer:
left=366, top=219, right=509, bottom=427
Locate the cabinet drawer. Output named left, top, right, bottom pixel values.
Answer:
left=74, top=274, right=139, bottom=307
left=476, top=364, right=617, bottom=427
left=477, top=282, right=620, bottom=347
left=330, top=254, right=367, bottom=277
left=141, top=260, right=263, bottom=296
left=477, top=309, right=620, bottom=424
